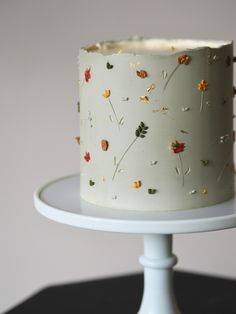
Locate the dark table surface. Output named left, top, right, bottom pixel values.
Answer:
left=5, top=271, right=236, bottom=314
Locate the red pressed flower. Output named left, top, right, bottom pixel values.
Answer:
left=170, top=141, right=185, bottom=154
left=177, top=54, right=190, bottom=65
left=84, top=152, right=91, bottom=162
left=84, top=68, right=91, bottom=82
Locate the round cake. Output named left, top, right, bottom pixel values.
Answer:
left=78, top=37, right=235, bottom=211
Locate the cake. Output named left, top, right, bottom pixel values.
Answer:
left=78, top=37, right=235, bottom=211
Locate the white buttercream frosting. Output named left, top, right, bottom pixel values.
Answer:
left=83, top=37, right=233, bottom=55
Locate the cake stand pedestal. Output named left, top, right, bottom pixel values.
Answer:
left=33, top=174, right=236, bottom=314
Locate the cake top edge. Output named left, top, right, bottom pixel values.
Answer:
left=80, top=36, right=233, bottom=56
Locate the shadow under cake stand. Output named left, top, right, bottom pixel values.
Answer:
left=33, top=174, right=236, bottom=314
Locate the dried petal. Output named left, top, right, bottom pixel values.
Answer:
left=101, top=139, right=109, bottom=151
left=136, top=70, right=148, bottom=78
left=140, top=95, right=149, bottom=103
left=84, top=68, right=91, bottom=82
left=170, top=141, right=185, bottom=154
left=133, top=180, right=142, bottom=188
left=147, top=84, right=156, bottom=93
left=84, top=152, right=91, bottom=162
left=178, top=54, right=191, bottom=65
left=198, top=80, right=209, bottom=91
left=103, top=89, right=111, bottom=98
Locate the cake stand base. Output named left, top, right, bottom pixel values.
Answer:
left=34, top=175, right=236, bottom=314
left=138, top=234, right=180, bottom=314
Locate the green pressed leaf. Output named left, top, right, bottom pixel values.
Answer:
left=135, top=130, right=140, bottom=137
left=106, top=62, right=114, bottom=69
left=89, top=180, right=95, bottom=186
left=148, top=188, right=157, bottom=194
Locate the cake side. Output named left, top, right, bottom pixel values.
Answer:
left=79, top=39, right=234, bottom=211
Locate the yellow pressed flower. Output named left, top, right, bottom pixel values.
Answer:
left=133, top=180, right=142, bottom=188
left=140, top=96, right=149, bottom=103
left=103, top=89, right=111, bottom=98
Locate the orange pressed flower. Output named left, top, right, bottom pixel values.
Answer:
left=133, top=180, right=142, bottom=188
left=136, top=70, right=148, bottom=78
left=101, top=139, right=109, bottom=151
left=103, top=89, right=111, bottom=98
left=178, top=54, right=190, bottom=65
left=198, top=80, right=209, bottom=91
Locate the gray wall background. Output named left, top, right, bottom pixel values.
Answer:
left=0, top=0, right=236, bottom=312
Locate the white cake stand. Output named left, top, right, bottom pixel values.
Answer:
left=33, top=174, right=236, bottom=314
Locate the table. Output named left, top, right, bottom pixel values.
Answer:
left=6, top=272, right=236, bottom=314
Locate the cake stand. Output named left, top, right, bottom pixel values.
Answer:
left=33, top=174, right=236, bottom=314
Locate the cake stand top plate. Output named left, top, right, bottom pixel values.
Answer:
left=33, top=174, right=236, bottom=234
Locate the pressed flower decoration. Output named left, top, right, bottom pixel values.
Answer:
left=103, top=89, right=111, bottom=98
left=103, top=89, right=121, bottom=130
left=140, top=95, right=149, bottom=103
left=178, top=54, right=191, bottom=65
left=170, top=140, right=190, bottom=186
left=112, top=122, right=149, bottom=180
left=89, top=180, right=95, bottom=186
left=84, top=67, right=91, bottom=82
left=148, top=188, right=157, bottom=194
left=106, top=62, right=114, bottom=69
left=171, top=140, right=185, bottom=154
left=136, top=70, right=148, bottom=78
left=75, top=136, right=80, bottom=144
left=84, top=152, right=91, bottom=162
left=163, top=54, right=191, bottom=92
left=147, top=83, right=156, bottom=93
left=197, top=79, right=209, bottom=112
left=133, top=180, right=142, bottom=189
left=101, top=139, right=109, bottom=151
